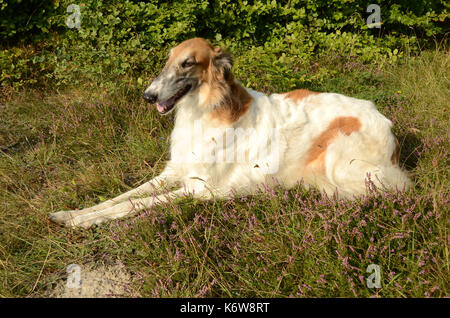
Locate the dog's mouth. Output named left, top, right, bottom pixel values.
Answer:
left=155, top=84, right=192, bottom=114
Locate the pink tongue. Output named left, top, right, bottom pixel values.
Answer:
left=156, top=103, right=164, bottom=112
left=156, top=96, right=176, bottom=113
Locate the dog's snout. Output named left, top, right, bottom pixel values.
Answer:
left=142, top=91, right=157, bottom=103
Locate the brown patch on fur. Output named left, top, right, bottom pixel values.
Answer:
left=284, top=89, right=319, bottom=103
left=168, top=38, right=213, bottom=67
left=209, top=82, right=253, bottom=124
left=391, top=137, right=400, bottom=165
left=306, top=116, right=362, bottom=173
left=203, top=43, right=252, bottom=124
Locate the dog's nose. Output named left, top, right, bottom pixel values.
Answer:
left=142, top=92, right=157, bottom=103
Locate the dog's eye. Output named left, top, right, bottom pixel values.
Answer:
left=181, top=59, right=195, bottom=68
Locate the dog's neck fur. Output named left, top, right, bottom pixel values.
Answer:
left=177, top=75, right=252, bottom=127
left=212, top=76, right=251, bottom=120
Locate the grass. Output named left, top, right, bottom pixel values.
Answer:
left=0, top=46, right=448, bottom=298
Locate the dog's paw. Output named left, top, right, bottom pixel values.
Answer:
left=49, top=210, right=102, bottom=229
left=49, top=210, right=80, bottom=228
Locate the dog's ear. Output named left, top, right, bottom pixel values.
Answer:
left=212, top=47, right=233, bottom=81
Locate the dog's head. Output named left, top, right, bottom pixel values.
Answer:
left=142, top=38, right=233, bottom=115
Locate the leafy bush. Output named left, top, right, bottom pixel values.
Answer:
left=0, top=0, right=448, bottom=88
left=0, top=0, right=63, bottom=43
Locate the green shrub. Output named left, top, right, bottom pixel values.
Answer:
left=0, top=0, right=448, bottom=88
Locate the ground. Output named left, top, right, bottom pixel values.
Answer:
left=0, top=47, right=448, bottom=297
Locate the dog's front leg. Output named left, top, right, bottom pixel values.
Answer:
left=49, top=167, right=177, bottom=226
left=51, top=187, right=212, bottom=228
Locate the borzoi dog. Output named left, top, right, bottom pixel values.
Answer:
left=50, top=38, right=410, bottom=228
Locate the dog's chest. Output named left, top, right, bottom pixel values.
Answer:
left=170, top=121, right=234, bottom=165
